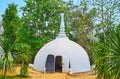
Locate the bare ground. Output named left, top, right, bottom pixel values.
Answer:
left=0, top=65, right=96, bottom=79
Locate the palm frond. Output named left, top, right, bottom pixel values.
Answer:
left=94, top=25, right=120, bottom=79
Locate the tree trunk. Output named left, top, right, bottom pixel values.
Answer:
left=3, top=65, right=7, bottom=79
left=22, top=60, right=24, bottom=66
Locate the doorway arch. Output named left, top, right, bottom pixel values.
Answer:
left=55, top=56, right=62, bottom=72
left=45, top=54, right=55, bottom=72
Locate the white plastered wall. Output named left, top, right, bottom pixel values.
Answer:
left=33, top=38, right=90, bottom=73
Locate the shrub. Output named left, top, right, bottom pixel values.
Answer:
left=20, top=65, right=28, bottom=77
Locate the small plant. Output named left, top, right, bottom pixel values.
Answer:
left=20, top=65, right=28, bottom=77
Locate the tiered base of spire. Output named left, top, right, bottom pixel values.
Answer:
left=56, top=13, right=68, bottom=38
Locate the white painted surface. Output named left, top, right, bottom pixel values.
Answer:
left=33, top=38, right=90, bottom=73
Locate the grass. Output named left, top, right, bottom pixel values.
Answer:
left=0, top=75, right=31, bottom=79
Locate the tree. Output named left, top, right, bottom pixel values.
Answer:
left=14, top=23, right=32, bottom=63
left=90, top=1, right=120, bottom=77
left=14, top=43, right=31, bottom=77
left=94, top=25, right=120, bottom=79
left=20, top=0, right=64, bottom=61
left=68, top=0, right=96, bottom=64
left=0, top=3, right=21, bottom=79
left=92, top=0, right=120, bottom=41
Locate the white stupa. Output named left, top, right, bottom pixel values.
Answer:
left=33, top=12, right=90, bottom=73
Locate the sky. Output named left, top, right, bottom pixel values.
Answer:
left=0, top=0, right=80, bottom=21
left=0, top=0, right=25, bottom=21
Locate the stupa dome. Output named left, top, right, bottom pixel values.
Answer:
left=33, top=12, right=90, bottom=73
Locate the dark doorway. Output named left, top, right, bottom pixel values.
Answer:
left=55, top=56, right=62, bottom=72
left=45, top=54, right=55, bottom=72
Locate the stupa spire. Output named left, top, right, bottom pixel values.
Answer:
left=57, top=6, right=67, bottom=38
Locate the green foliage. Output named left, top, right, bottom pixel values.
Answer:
left=1, top=3, right=21, bottom=79
left=69, top=0, right=96, bottom=64
left=0, top=52, right=14, bottom=71
left=14, top=42, right=31, bottom=77
left=94, top=25, right=120, bottom=79
left=20, top=0, right=65, bottom=60
left=14, top=43, right=32, bottom=64
left=2, top=3, right=21, bottom=44
left=20, top=65, right=29, bottom=77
